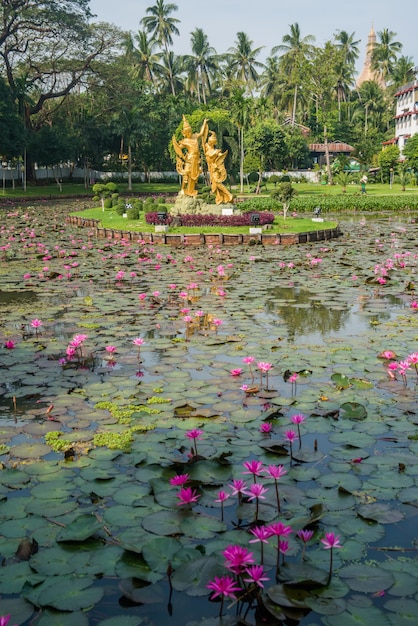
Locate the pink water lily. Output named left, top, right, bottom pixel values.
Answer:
left=244, top=564, right=270, bottom=588
left=176, top=486, right=200, bottom=507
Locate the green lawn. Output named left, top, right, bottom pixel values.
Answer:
left=73, top=207, right=337, bottom=234
left=1, top=180, right=417, bottom=200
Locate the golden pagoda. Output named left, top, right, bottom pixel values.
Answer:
left=356, top=25, right=385, bottom=88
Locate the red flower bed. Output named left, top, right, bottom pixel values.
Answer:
left=145, top=212, right=275, bottom=227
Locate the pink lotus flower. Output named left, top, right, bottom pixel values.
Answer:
left=207, top=575, right=241, bottom=599
left=260, top=422, right=273, bottom=433
left=297, top=529, right=314, bottom=543
left=186, top=428, right=204, bottom=456
left=321, top=532, right=342, bottom=583
left=138, top=293, right=147, bottom=301
left=267, top=521, right=293, bottom=539
left=411, top=301, right=418, bottom=309
left=265, top=464, right=287, bottom=480
left=230, top=368, right=243, bottom=376
left=243, top=459, right=264, bottom=480
left=244, top=564, right=269, bottom=588
left=4, top=340, right=15, bottom=349
left=247, top=483, right=268, bottom=501
left=132, top=337, right=145, bottom=347
left=105, top=345, right=117, bottom=353
left=223, top=545, right=254, bottom=574
left=229, top=479, right=248, bottom=498
left=180, top=308, right=190, bottom=314
left=321, top=532, right=342, bottom=550
left=257, top=361, right=273, bottom=373
left=30, top=318, right=43, bottom=329
left=169, top=473, right=190, bottom=487
left=215, top=490, right=230, bottom=503
left=176, top=486, right=200, bottom=506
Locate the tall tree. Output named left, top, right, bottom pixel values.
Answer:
left=128, top=30, right=163, bottom=87
left=183, top=28, right=219, bottom=105
left=334, top=30, right=360, bottom=67
left=273, top=23, right=315, bottom=125
left=0, top=0, right=122, bottom=179
left=141, top=0, right=180, bottom=96
left=307, top=42, right=343, bottom=184
left=371, top=28, right=402, bottom=85
left=390, top=56, right=416, bottom=90
left=226, top=32, right=264, bottom=96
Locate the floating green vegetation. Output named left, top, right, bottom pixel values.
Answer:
left=45, top=431, right=73, bottom=452
left=147, top=396, right=172, bottom=404
left=95, top=400, right=162, bottom=423
left=78, top=322, right=101, bottom=329
left=93, top=430, right=134, bottom=452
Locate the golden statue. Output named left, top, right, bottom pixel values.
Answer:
left=203, top=128, right=233, bottom=205
left=172, top=115, right=207, bottom=197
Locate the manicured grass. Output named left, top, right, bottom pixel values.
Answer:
left=1, top=180, right=418, bottom=200
left=72, top=207, right=337, bottom=234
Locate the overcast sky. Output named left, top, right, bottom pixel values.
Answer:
left=89, top=0, right=416, bottom=73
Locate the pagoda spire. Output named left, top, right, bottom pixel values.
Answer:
left=356, top=25, right=385, bottom=88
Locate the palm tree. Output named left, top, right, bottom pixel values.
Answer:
left=273, top=23, right=315, bottom=125
left=391, top=56, right=416, bottom=90
left=371, top=28, right=402, bottom=85
left=130, top=30, right=163, bottom=87
left=141, top=0, right=180, bottom=95
left=226, top=32, right=265, bottom=96
left=260, top=55, right=284, bottom=117
left=353, top=80, right=386, bottom=135
left=334, top=30, right=360, bottom=67
left=183, top=28, right=219, bottom=105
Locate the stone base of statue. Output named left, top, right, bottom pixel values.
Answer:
left=171, top=192, right=235, bottom=216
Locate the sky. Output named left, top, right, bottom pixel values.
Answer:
left=88, top=0, right=417, bottom=73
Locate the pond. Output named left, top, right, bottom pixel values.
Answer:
left=0, top=206, right=418, bottom=626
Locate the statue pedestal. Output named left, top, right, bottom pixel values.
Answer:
left=171, top=193, right=230, bottom=216
left=155, top=225, right=169, bottom=233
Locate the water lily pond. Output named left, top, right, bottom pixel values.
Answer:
left=1, top=204, right=418, bottom=626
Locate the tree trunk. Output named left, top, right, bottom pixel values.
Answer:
left=239, top=126, right=244, bottom=193
left=323, top=125, right=333, bottom=185
left=128, top=144, right=132, bottom=191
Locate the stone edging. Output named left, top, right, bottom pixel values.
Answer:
left=66, top=215, right=342, bottom=246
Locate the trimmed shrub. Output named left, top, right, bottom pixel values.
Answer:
left=127, top=206, right=139, bottom=220
left=115, top=204, right=125, bottom=216
left=104, top=198, right=112, bottom=209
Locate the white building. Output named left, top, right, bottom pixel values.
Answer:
left=393, top=78, right=418, bottom=155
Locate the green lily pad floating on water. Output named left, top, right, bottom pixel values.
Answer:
left=357, top=502, right=404, bottom=524
left=32, top=611, right=90, bottom=626
left=338, top=563, right=394, bottom=592
left=96, top=618, right=144, bottom=626
left=321, top=604, right=392, bottom=626
left=171, top=555, right=224, bottom=596
left=56, top=514, right=103, bottom=542
left=35, top=576, right=104, bottom=611
left=339, top=402, right=367, bottom=420
left=331, top=373, right=351, bottom=389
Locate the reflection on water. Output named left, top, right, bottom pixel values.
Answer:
left=265, top=285, right=405, bottom=343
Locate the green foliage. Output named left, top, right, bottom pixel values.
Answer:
left=93, top=430, right=134, bottom=452
left=45, top=431, right=73, bottom=452
left=271, top=182, right=297, bottom=218
left=239, top=197, right=279, bottom=212
left=115, top=204, right=125, bottom=216
left=290, top=194, right=418, bottom=212
left=403, top=135, right=418, bottom=172
left=126, top=206, right=139, bottom=219
left=378, top=145, right=400, bottom=182
left=103, top=198, right=112, bottom=209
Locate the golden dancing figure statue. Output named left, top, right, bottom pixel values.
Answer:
left=172, top=115, right=207, bottom=197
left=203, top=128, right=233, bottom=205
